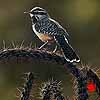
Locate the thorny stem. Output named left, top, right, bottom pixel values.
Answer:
left=74, top=77, right=88, bottom=100
left=21, top=72, right=34, bottom=100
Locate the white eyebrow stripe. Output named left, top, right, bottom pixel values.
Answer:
left=31, top=7, right=45, bottom=12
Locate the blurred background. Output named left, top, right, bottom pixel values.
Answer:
left=0, top=0, right=100, bottom=100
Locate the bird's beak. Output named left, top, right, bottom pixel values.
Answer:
left=24, top=11, right=30, bottom=14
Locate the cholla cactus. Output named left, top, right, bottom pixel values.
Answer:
left=40, top=79, right=65, bottom=100
left=0, top=42, right=100, bottom=100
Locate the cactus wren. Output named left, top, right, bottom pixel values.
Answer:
left=24, top=7, right=80, bottom=63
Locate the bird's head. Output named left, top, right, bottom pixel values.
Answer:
left=24, top=7, right=49, bottom=23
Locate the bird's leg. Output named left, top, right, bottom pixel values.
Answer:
left=53, top=45, right=58, bottom=53
left=38, top=41, right=48, bottom=49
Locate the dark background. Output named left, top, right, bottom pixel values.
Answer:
left=0, top=0, right=100, bottom=99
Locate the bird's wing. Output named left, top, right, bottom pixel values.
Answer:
left=49, top=18, right=69, bottom=37
left=35, top=18, right=69, bottom=37
left=34, top=19, right=58, bottom=36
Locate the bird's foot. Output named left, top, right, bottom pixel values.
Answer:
left=52, top=45, right=58, bottom=53
left=38, top=41, right=48, bottom=50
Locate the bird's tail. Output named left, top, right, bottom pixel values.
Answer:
left=54, top=35, right=80, bottom=63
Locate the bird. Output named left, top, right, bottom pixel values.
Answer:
left=24, top=7, right=80, bottom=63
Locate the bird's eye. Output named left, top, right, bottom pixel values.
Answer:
left=31, top=11, right=47, bottom=15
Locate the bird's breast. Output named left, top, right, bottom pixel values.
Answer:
left=32, top=24, right=54, bottom=42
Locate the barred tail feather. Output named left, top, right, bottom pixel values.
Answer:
left=54, top=35, right=80, bottom=63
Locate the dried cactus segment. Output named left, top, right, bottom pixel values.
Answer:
left=73, top=67, right=89, bottom=100
left=74, top=77, right=88, bottom=100
left=19, top=72, right=35, bottom=100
